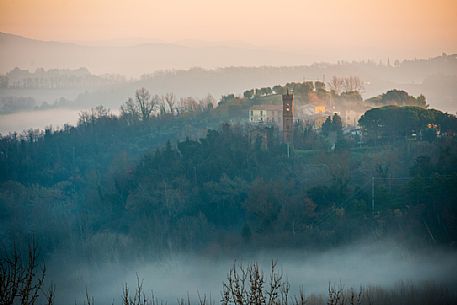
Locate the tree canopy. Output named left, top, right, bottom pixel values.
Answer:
left=358, top=106, right=457, bottom=143
left=365, top=90, right=428, bottom=108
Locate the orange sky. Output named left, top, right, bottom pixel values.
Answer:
left=1, top=0, right=456, bottom=58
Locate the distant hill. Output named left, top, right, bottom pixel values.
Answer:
left=1, top=32, right=456, bottom=113
left=72, top=62, right=457, bottom=113
left=0, top=32, right=309, bottom=77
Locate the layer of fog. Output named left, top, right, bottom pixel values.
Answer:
left=0, top=108, right=82, bottom=134
left=2, top=66, right=456, bottom=133
left=46, top=240, right=457, bottom=304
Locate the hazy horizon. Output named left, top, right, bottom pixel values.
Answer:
left=2, top=2, right=457, bottom=305
left=2, top=0, right=457, bottom=66
left=1, top=30, right=456, bottom=70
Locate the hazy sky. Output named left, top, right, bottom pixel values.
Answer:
left=1, top=0, right=456, bottom=59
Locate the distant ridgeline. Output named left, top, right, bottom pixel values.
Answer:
left=0, top=83, right=457, bottom=256
left=0, top=67, right=127, bottom=113
left=0, top=67, right=125, bottom=89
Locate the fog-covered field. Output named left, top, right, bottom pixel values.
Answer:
left=46, top=241, right=457, bottom=304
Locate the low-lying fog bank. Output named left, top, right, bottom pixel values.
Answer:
left=0, top=108, right=82, bottom=134
left=46, top=241, right=457, bottom=304
left=0, top=107, right=122, bottom=134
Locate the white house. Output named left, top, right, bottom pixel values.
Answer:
left=249, top=104, right=283, bottom=128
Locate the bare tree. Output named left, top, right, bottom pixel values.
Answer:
left=200, top=94, right=216, bottom=110
left=162, top=93, right=176, bottom=115
left=120, top=97, right=141, bottom=122
left=135, top=88, right=156, bottom=121
left=222, top=261, right=287, bottom=305
left=0, top=243, right=54, bottom=305
left=343, top=76, right=364, bottom=92
left=180, top=97, right=200, bottom=113
left=78, top=105, right=112, bottom=126
left=120, top=88, right=159, bottom=122
left=328, top=76, right=344, bottom=95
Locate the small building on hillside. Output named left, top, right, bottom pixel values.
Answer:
left=297, top=104, right=326, bottom=117
left=249, top=104, right=283, bottom=127
left=249, top=101, right=328, bottom=130
left=296, top=103, right=330, bottom=129
left=248, top=92, right=295, bottom=145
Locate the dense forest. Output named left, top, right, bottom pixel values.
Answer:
left=1, top=83, right=457, bottom=261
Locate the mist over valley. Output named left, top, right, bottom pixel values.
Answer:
left=1, top=1, right=457, bottom=304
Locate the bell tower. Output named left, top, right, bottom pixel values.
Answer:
left=282, top=90, right=294, bottom=144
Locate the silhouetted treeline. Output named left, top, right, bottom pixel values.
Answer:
left=1, top=67, right=125, bottom=89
